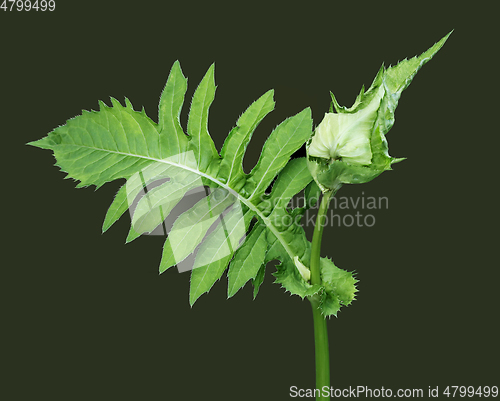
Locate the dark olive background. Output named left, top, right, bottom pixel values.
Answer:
left=2, top=2, right=498, bottom=400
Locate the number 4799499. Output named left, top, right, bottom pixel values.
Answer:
left=1, top=0, right=55, bottom=11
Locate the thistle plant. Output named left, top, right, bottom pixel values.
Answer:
left=28, top=32, right=451, bottom=400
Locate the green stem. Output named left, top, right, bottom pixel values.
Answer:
left=308, top=191, right=333, bottom=400
left=309, top=296, right=330, bottom=399
left=310, top=191, right=332, bottom=286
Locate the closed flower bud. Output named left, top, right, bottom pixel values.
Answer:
left=306, top=31, right=451, bottom=193
left=308, top=88, right=382, bottom=166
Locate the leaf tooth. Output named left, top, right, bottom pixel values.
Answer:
left=330, top=91, right=344, bottom=113
left=109, top=97, right=122, bottom=108
left=98, top=100, right=109, bottom=111
left=124, top=97, right=134, bottom=109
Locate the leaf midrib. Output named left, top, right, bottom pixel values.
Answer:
left=65, top=143, right=299, bottom=265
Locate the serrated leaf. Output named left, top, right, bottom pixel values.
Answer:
left=159, top=188, right=236, bottom=273
left=189, top=205, right=253, bottom=305
left=383, top=31, right=452, bottom=94
left=227, top=222, right=267, bottom=298
left=218, top=90, right=275, bottom=187
left=265, top=226, right=319, bottom=299
left=273, top=255, right=322, bottom=298
left=102, top=184, right=129, bottom=233
left=264, top=158, right=312, bottom=212
left=30, top=61, right=316, bottom=306
left=103, top=153, right=185, bottom=232
left=246, top=157, right=321, bottom=298
left=187, top=63, right=219, bottom=171
left=319, top=290, right=341, bottom=318
left=29, top=99, right=160, bottom=189
left=252, top=264, right=266, bottom=299
left=245, top=108, right=312, bottom=202
left=319, top=257, right=358, bottom=317
left=127, top=167, right=201, bottom=242
left=158, top=60, right=189, bottom=159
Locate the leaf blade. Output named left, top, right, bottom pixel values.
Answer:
left=189, top=205, right=253, bottom=305
left=265, top=157, right=312, bottom=212
left=245, top=108, right=313, bottom=202
left=227, top=222, right=267, bottom=298
left=158, top=60, right=189, bottom=160
left=159, top=188, right=236, bottom=273
left=30, top=100, right=160, bottom=188
left=187, top=64, right=219, bottom=171
left=218, top=90, right=275, bottom=187
left=319, top=257, right=358, bottom=317
left=30, top=61, right=320, bottom=306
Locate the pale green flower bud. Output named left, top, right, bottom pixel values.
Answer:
left=306, top=84, right=386, bottom=192
left=306, top=31, right=452, bottom=193
left=308, top=88, right=382, bottom=166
